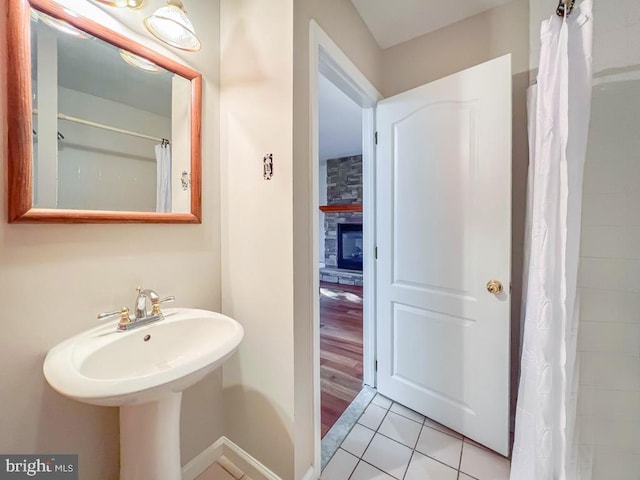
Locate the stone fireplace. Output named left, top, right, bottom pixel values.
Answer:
left=320, top=154, right=363, bottom=285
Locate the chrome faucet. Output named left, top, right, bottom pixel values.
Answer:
left=135, top=287, right=161, bottom=320
left=97, top=287, right=175, bottom=331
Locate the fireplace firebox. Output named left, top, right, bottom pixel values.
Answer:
left=337, top=223, right=363, bottom=271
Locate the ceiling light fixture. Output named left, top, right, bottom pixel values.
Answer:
left=144, top=0, right=201, bottom=52
left=93, top=0, right=145, bottom=8
left=119, top=49, right=161, bottom=73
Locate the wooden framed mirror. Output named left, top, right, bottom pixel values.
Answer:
left=6, top=0, right=202, bottom=223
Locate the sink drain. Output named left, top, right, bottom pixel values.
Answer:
left=143, top=334, right=151, bottom=342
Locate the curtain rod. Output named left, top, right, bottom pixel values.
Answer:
left=32, top=109, right=169, bottom=144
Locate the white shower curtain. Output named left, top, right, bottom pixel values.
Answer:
left=155, top=143, right=172, bottom=213
left=511, top=2, right=593, bottom=480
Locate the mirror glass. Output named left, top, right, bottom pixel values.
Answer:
left=4, top=0, right=202, bottom=223
left=26, top=6, right=195, bottom=216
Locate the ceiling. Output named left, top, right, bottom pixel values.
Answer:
left=350, top=0, right=515, bottom=49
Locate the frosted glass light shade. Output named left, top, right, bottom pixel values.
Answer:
left=93, top=0, right=145, bottom=8
left=119, top=49, right=160, bottom=73
left=144, top=0, right=201, bottom=52
left=37, top=11, right=87, bottom=39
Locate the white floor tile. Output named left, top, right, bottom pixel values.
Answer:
left=423, top=417, right=463, bottom=439
left=340, top=394, right=514, bottom=480
left=378, top=411, right=422, bottom=448
left=372, top=394, right=393, bottom=409
left=362, top=433, right=413, bottom=479
left=390, top=402, right=425, bottom=423
left=404, top=451, right=458, bottom=480
left=460, top=441, right=510, bottom=480
left=350, top=461, right=396, bottom=480
left=196, top=463, right=237, bottom=480
left=358, top=403, right=388, bottom=430
left=342, top=424, right=375, bottom=457
left=321, top=449, right=359, bottom=480
left=415, top=425, right=463, bottom=470
left=463, top=437, right=492, bottom=450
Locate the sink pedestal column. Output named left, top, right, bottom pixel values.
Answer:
left=120, top=392, right=182, bottom=480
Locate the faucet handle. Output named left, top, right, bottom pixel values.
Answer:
left=151, top=296, right=175, bottom=316
left=98, top=307, right=131, bottom=326
left=98, top=309, right=122, bottom=321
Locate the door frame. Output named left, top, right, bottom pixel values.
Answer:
left=309, top=20, right=382, bottom=469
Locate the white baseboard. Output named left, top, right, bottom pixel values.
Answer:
left=182, top=437, right=297, bottom=480
left=182, top=438, right=225, bottom=480
left=221, top=437, right=282, bottom=480
left=300, top=466, right=317, bottom=480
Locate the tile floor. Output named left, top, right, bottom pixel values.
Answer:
left=322, top=387, right=377, bottom=468
left=322, top=394, right=511, bottom=480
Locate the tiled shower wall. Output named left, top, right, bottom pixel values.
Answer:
left=580, top=2, right=640, bottom=478
left=530, top=1, right=640, bottom=478
left=578, top=77, right=640, bottom=480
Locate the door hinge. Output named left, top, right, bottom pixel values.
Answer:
left=375, top=246, right=378, bottom=259
left=375, top=132, right=378, bottom=145
left=375, top=360, right=378, bottom=372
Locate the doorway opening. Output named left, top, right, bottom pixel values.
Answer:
left=317, top=73, right=365, bottom=437
left=311, top=22, right=514, bottom=475
left=310, top=21, right=381, bottom=471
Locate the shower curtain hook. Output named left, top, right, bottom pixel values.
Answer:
left=557, top=0, right=575, bottom=17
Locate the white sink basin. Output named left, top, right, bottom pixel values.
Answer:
left=44, top=308, right=243, bottom=407
left=43, top=308, right=244, bottom=480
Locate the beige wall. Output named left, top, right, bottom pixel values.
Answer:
left=380, top=0, right=530, bottom=425
left=219, top=0, right=296, bottom=478
left=1, top=2, right=533, bottom=479
left=0, top=0, right=222, bottom=477
left=218, top=0, right=381, bottom=476
left=381, top=0, right=530, bottom=97
left=293, top=1, right=382, bottom=477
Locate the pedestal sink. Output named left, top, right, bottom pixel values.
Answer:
left=43, top=308, right=244, bottom=480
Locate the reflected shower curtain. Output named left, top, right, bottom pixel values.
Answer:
left=511, top=2, right=593, bottom=480
left=155, top=143, right=172, bottom=213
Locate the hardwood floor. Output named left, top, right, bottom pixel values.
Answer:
left=320, top=281, right=364, bottom=437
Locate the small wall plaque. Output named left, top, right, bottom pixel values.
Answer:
left=263, top=153, right=273, bottom=180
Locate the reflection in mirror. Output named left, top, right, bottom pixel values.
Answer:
left=7, top=0, right=201, bottom=223
left=30, top=8, right=191, bottom=214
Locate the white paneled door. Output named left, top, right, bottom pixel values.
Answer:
left=376, top=55, right=512, bottom=456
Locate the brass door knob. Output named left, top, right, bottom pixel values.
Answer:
left=487, top=280, right=503, bottom=295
